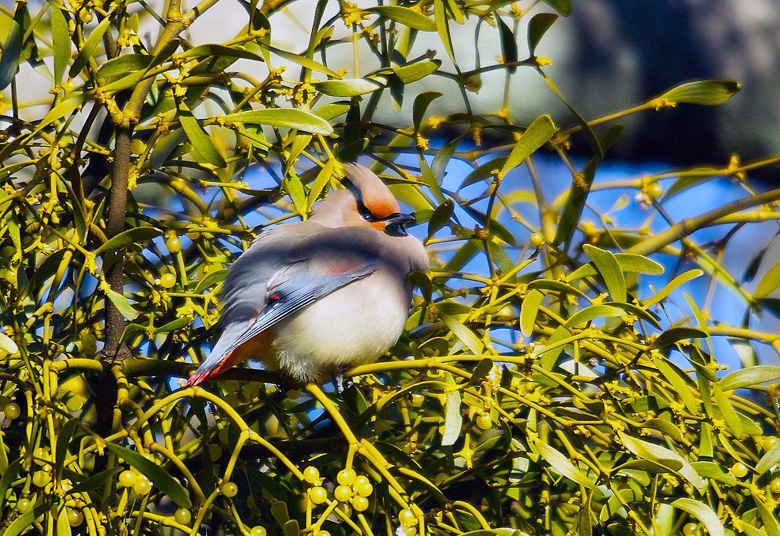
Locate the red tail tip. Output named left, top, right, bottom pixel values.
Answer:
left=185, top=372, right=207, bottom=387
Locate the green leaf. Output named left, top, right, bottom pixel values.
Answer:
left=527, top=13, right=558, bottom=56
left=533, top=438, right=598, bottom=491
left=540, top=326, right=571, bottom=370
left=96, top=227, right=163, bottom=255
left=57, top=507, right=73, bottom=536
left=553, top=157, right=599, bottom=246
left=258, top=42, right=338, bottom=77
left=178, top=102, right=226, bottom=167
left=55, top=418, right=80, bottom=481
left=50, top=6, right=69, bottom=85
left=313, top=102, right=351, bottom=121
left=658, top=79, right=740, bottom=105
left=567, top=253, right=665, bottom=281
left=393, top=59, right=441, bottom=84
left=619, top=432, right=703, bottom=489
left=649, top=327, right=708, bottom=350
left=690, top=462, right=737, bottom=486
left=753, top=492, right=780, bottom=536
left=499, top=115, right=555, bottom=178
left=653, top=357, right=699, bottom=414
left=719, top=365, right=780, bottom=391
left=520, top=289, right=544, bottom=338
left=0, top=457, right=22, bottom=509
left=755, top=262, right=780, bottom=299
left=69, top=16, right=111, bottom=78
left=642, top=269, right=703, bottom=307
left=441, top=314, right=483, bottom=355
left=495, top=14, right=518, bottom=73
left=286, top=170, right=307, bottom=216
left=441, top=387, right=462, bottom=446
left=5, top=504, right=50, bottom=536
left=178, top=43, right=263, bottom=62
left=669, top=498, right=724, bottom=536
left=0, top=5, right=25, bottom=90
left=564, top=305, right=624, bottom=327
left=223, top=109, right=333, bottom=135
left=413, top=91, right=442, bottom=132
left=542, top=0, right=572, bottom=16
left=98, top=54, right=154, bottom=79
left=155, top=317, right=191, bottom=333
left=70, top=467, right=123, bottom=493
left=0, top=332, right=18, bottom=355
left=105, top=443, right=192, bottom=508
left=313, top=78, right=384, bottom=97
left=755, top=443, right=780, bottom=476
left=427, top=199, right=454, bottom=237
left=434, top=0, right=455, bottom=62
left=105, top=288, right=139, bottom=320
left=582, top=244, right=626, bottom=302
left=367, top=6, right=437, bottom=32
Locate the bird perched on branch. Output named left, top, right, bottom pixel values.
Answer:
left=186, top=163, right=429, bottom=386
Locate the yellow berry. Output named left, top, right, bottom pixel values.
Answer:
left=303, top=466, right=320, bottom=485
left=134, top=476, right=152, bottom=495
left=475, top=412, right=492, bottom=430
left=250, top=527, right=267, bottom=536
left=309, top=486, right=328, bottom=505
left=159, top=273, right=177, bottom=289
left=682, top=522, right=697, bottom=536
left=174, top=508, right=192, bottom=525
left=79, top=10, right=93, bottom=24
left=762, top=436, right=779, bottom=452
left=165, top=235, right=182, bottom=254
left=68, top=508, right=84, bottom=527
left=4, top=402, right=21, bottom=419
left=731, top=462, right=748, bottom=478
left=646, top=182, right=663, bottom=199
left=529, top=232, right=544, bottom=248
left=208, top=444, right=222, bottom=462
left=352, top=496, right=369, bottom=512
left=398, top=508, right=416, bottom=527
left=334, top=485, right=352, bottom=502
left=317, top=531, right=330, bottom=536
left=33, top=447, right=49, bottom=461
left=118, top=470, right=137, bottom=488
left=353, top=476, right=373, bottom=498
left=769, top=478, right=780, bottom=495
left=17, top=498, right=32, bottom=513
left=222, top=482, right=238, bottom=498
left=32, top=471, right=50, bottom=488
left=409, top=394, right=424, bottom=407
left=337, top=469, right=357, bottom=486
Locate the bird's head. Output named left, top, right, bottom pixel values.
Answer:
left=311, top=163, right=415, bottom=237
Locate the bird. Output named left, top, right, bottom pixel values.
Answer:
left=185, top=163, right=429, bottom=386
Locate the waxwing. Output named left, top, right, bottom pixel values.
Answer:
left=186, top=163, right=429, bottom=385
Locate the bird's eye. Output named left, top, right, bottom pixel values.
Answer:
left=358, top=203, right=377, bottom=222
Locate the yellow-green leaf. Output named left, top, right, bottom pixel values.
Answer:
left=520, top=289, right=544, bottom=337
left=719, top=365, right=780, bottom=391
left=223, top=109, right=333, bottom=135
left=0, top=5, right=24, bottom=90
left=393, top=59, right=441, bottom=84
left=669, top=498, right=724, bottom=536
left=51, top=6, right=70, bottom=85
left=499, top=115, right=555, bottom=179
left=434, top=0, right=455, bottom=62
left=441, top=387, right=462, bottom=446
left=367, top=6, right=437, bottom=32
left=755, top=262, right=780, bottom=299
left=533, top=438, right=598, bottom=491
left=69, top=16, right=112, bottom=78
left=564, top=305, right=623, bottom=327
left=649, top=327, right=707, bottom=350
left=313, top=78, right=384, bottom=97
left=178, top=102, right=226, bottom=167
left=0, top=332, right=18, bottom=355
left=619, top=432, right=703, bottom=489
left=105, top=288, right=139, bottom=320
left=583, top=244, right=626, bottom=302
left=441, top=314, right=483, bottom=355
left=658, top=80, right=740, bottom=105
left=642, top=269, right=703, bottom=307
left=755, top=443, right=780, bottom=476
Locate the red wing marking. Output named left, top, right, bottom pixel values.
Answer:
left=186, top=331, right=274, bottom=386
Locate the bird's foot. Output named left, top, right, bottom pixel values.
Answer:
left=333, top=366, right=352, bottom=394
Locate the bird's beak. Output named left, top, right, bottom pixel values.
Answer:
left=385, top=212, right=415, bottom=237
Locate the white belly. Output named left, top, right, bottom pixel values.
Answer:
left=272, top=273, right=410, bottom=382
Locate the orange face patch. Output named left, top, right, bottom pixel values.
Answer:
left=363, top=197, right=400, bottom=220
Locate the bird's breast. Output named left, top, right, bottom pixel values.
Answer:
left=272, top=269, right=411, bottom=376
